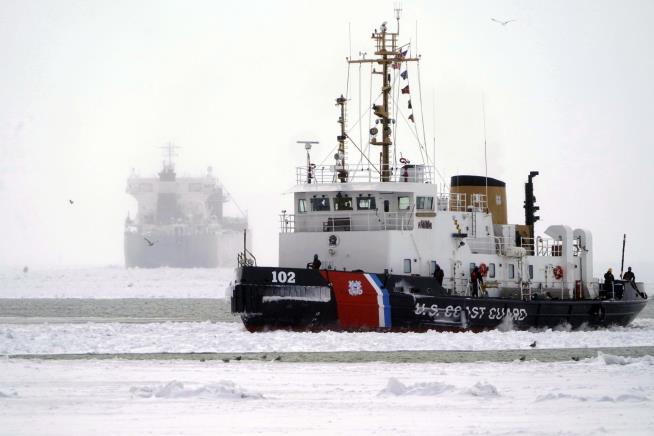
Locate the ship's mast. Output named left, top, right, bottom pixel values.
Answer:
left=347, top=8, right=419, bottom=182
left=160, top=142, right=179, bottom=171
left=159, top=142, right=179, bottom=181
left=336, top=94, right=348, bottom=182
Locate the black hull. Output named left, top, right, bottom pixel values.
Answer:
left=231, top=266, right=648, bottom=332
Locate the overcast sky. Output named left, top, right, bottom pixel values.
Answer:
left=1, top=0, right=653, bottom=281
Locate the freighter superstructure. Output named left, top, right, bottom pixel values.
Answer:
left=125, top=147, right=249, bottom=268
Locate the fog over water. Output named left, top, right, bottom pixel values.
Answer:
left=1, top=0, right=653, bottom=281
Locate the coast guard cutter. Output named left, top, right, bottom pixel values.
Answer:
left=230, top=11, right=647, bottom=331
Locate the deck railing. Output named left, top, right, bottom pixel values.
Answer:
left=296, top=163, right=434, bottom=184
left=436, top=193, right=488, bottom=213
left=466, top=236, right=565, bottom=258
left=520, top=237, right=563, bottom=257
left=467, top=236, right=515, bottom=255
left=280, top=211, right=414, bottom=233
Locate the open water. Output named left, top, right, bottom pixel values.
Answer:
left=1, top=296, right=651, bottom=364
left=0, top=297, right=651, bottom=324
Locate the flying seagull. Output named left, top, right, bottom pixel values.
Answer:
left=143, top=237, right=158, bottom=246
left=491, top=18, right=516, bottom=26
left=68, top=199, right=74, bottom=205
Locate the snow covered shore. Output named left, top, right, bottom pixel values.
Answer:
left=1, top=354, right=652, bottom=435
left=2, top=319, right=654, bottom=355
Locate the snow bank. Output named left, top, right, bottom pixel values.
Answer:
left=380, top=377, right=455, bottom=396
left=465, top=381, right=500, bottom=398
left=0, top=266, right=234, bottom=298
left=380, top=378, right=499, bottom=398
left=536, top=392, right=649, bottom=403
left=593, top=351, right=654, bottom=366
left=2, top=321, right=654, bottom=355
left=129, top=380, right=262, bottom=400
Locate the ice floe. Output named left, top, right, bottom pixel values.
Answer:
left=129, top=380, right=263, bottom=400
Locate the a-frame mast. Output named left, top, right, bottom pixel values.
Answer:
left=347, top=8, right=419, bottom=182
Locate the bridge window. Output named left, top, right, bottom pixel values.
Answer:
left=333, top=195, right=353, bottom=211
left=489, top=263, right=496, bottom=278
left=357, top=197, right=376, bottom=210
left=298, top=199, right=307, bottom=213
left=508, top=264, right=515, bottom=279
left=398, top=196, right=411, bottom=210
left=416, top=196, right=433, bottom=210
left=529, top=265, right=534, bottom=279
left=403, top=259, right=411, bottom=273
left=311, top=197, right=330, bottom=211
left=383, top=200, right=390, bottom=212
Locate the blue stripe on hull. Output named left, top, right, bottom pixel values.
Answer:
left=370, top=274, right=392, bottom=328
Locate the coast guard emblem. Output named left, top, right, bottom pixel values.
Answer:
left=348, top=280, right=363, bottom=296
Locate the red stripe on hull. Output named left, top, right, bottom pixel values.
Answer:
left=320, top=271, right=379, bottom=329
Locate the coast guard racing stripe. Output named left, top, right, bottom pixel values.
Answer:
left=366, top=273, right=391, bottom=328
left=323, top=271, right=391, bottom=329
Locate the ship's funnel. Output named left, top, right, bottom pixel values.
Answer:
left=450, top=175, right=507, bottom=225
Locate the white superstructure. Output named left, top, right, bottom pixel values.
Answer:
left=280, top=164, right=596, bottom=300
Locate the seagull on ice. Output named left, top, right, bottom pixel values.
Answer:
left=491, top=18, right=516, bottom=26
left=143, top=237, right=158, bottom=247
left=529, top=341, right=537, bottom=348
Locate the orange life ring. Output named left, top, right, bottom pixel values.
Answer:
left=553, top=265, right=564, bottom=280
left=479, top=263, right=489, bottom=277
left=399, top=157, right=409, bottom=164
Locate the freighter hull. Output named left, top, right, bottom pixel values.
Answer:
left=231, top=267, right=648, bottom=332
left=124, top=231, right=220, bottom=268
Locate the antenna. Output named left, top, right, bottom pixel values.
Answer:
left=482, top=94, right=488, bottom=210
left=159, top=142, right=179, bottom=170
left=432, top=88, right=436, bottom=169
left=297, top=140, right=319, bottom=184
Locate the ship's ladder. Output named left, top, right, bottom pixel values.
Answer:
left=520, top=280, right=532, bottom=301
left=471, top=210, right=476, bottom=237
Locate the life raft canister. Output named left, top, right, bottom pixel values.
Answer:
left=553, top=265, right=564, bottom=280
left=479, top=263, right=489, bottom=277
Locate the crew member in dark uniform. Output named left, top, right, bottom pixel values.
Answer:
left=622, top=266, right=635, bottom=282
left=604, top=268, right=615, bottom=292
left=471, top=266, right=482, bottom=298
left=433, top=263, right=444, bottom=287
left=308, top=254, right=321, bottom=270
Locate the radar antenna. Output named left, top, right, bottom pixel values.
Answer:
left=297, top=140, right=319, bottom=184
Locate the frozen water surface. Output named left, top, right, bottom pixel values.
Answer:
left=1, top=266, right=652, bottom=434
left=0, top=266, right=233, bottom=299
left=2, top=319, right=654, bottom=355
left=0, top=354, right=652, bottom=435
